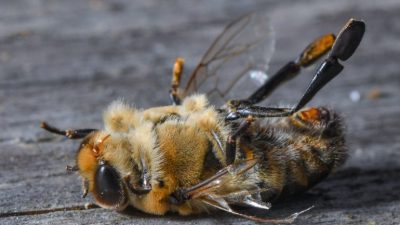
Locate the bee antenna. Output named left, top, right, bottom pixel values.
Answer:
left=40, top=121, right=98, bottom=139
left=40, top=121, right=67, bottom=136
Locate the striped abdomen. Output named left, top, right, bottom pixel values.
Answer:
left=239, top=107, right=346, bottom=201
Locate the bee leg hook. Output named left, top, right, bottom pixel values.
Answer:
left=292, top=19, right=365, bottom=112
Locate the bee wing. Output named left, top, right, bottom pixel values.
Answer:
left=183, top=12, right=275, bottom=106
left=183, top=159, right=269, bottom=205
left=201, top=197, right=314, bottom=224
left=184, top=158, right=259, bottom=200
left=172, top=158, right=313, bottom=222
left=185, top=159, right=270, bottom=209
left=179, top=158, right=313, bottom=223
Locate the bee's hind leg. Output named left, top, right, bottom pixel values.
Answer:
left=169, top=57, right=185, bottom=105
left=226, top=19, right=365, bottom=121
left=231, top=18, right=364, bottom=112
left=245, top=33, right=336, bottom=105
left=292, top=19, right=365, bottom=112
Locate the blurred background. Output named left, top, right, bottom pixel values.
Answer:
left=0, top=0, right=399, bottom=224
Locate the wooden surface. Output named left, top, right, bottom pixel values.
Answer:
left=1, top=0, right=400, bottom=224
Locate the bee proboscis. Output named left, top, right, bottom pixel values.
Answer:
left=41, top=12, right=365, bottom=223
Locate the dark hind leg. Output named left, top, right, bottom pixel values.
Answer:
left=225, top=19, right=365, bottom=120
left=246, top=33, right=335, bottom=105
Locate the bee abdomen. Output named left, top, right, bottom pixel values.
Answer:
left=246, top=108, right=347, bottom=200
left=286, top=108, right=345, bottom=189
left=283, top=141, right=344, bottom=196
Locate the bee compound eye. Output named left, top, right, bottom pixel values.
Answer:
left=93, top=163, right=126, bottom=208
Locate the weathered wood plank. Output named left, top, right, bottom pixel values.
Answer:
left=1, top=0, right=399, bottom=224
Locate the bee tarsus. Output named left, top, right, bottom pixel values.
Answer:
left=225, top=19, right=365, bottom=121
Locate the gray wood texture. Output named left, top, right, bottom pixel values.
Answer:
left=1, top=0, right=399, bottom=224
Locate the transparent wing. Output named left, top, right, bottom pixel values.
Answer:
left=176, top=159, right=312, bottom=223
left=183, top=12, right=275, bottom=106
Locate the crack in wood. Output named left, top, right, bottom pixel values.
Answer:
left=0, top=203, right=99, bottom=218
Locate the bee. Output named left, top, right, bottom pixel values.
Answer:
left=41, top=12, right=365, bottom=223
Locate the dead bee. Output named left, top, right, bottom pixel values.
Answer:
left=41, top=12, right=365, bottom=223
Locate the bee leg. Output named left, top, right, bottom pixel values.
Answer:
left=225, top=116, right=254, bottom=164
left=226, top=19, right=365, bottom=120
left=292, top=19, right=365, bottom=112
left=169, top=57, right=185, bottom=105
left=82, top=178, right=89, bottom=198
left=124, top=154, right=152, bottom=195
left=245, top=19, right=364, bottom=106
left=245, top=33, right=336, bottom=105
left=40, top=121, right=97, bottom=139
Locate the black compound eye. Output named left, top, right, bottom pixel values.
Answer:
left=93, top=162, right=126, bottom=208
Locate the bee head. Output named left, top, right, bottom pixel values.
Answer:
left=76, top=132, right=127, bottom=209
